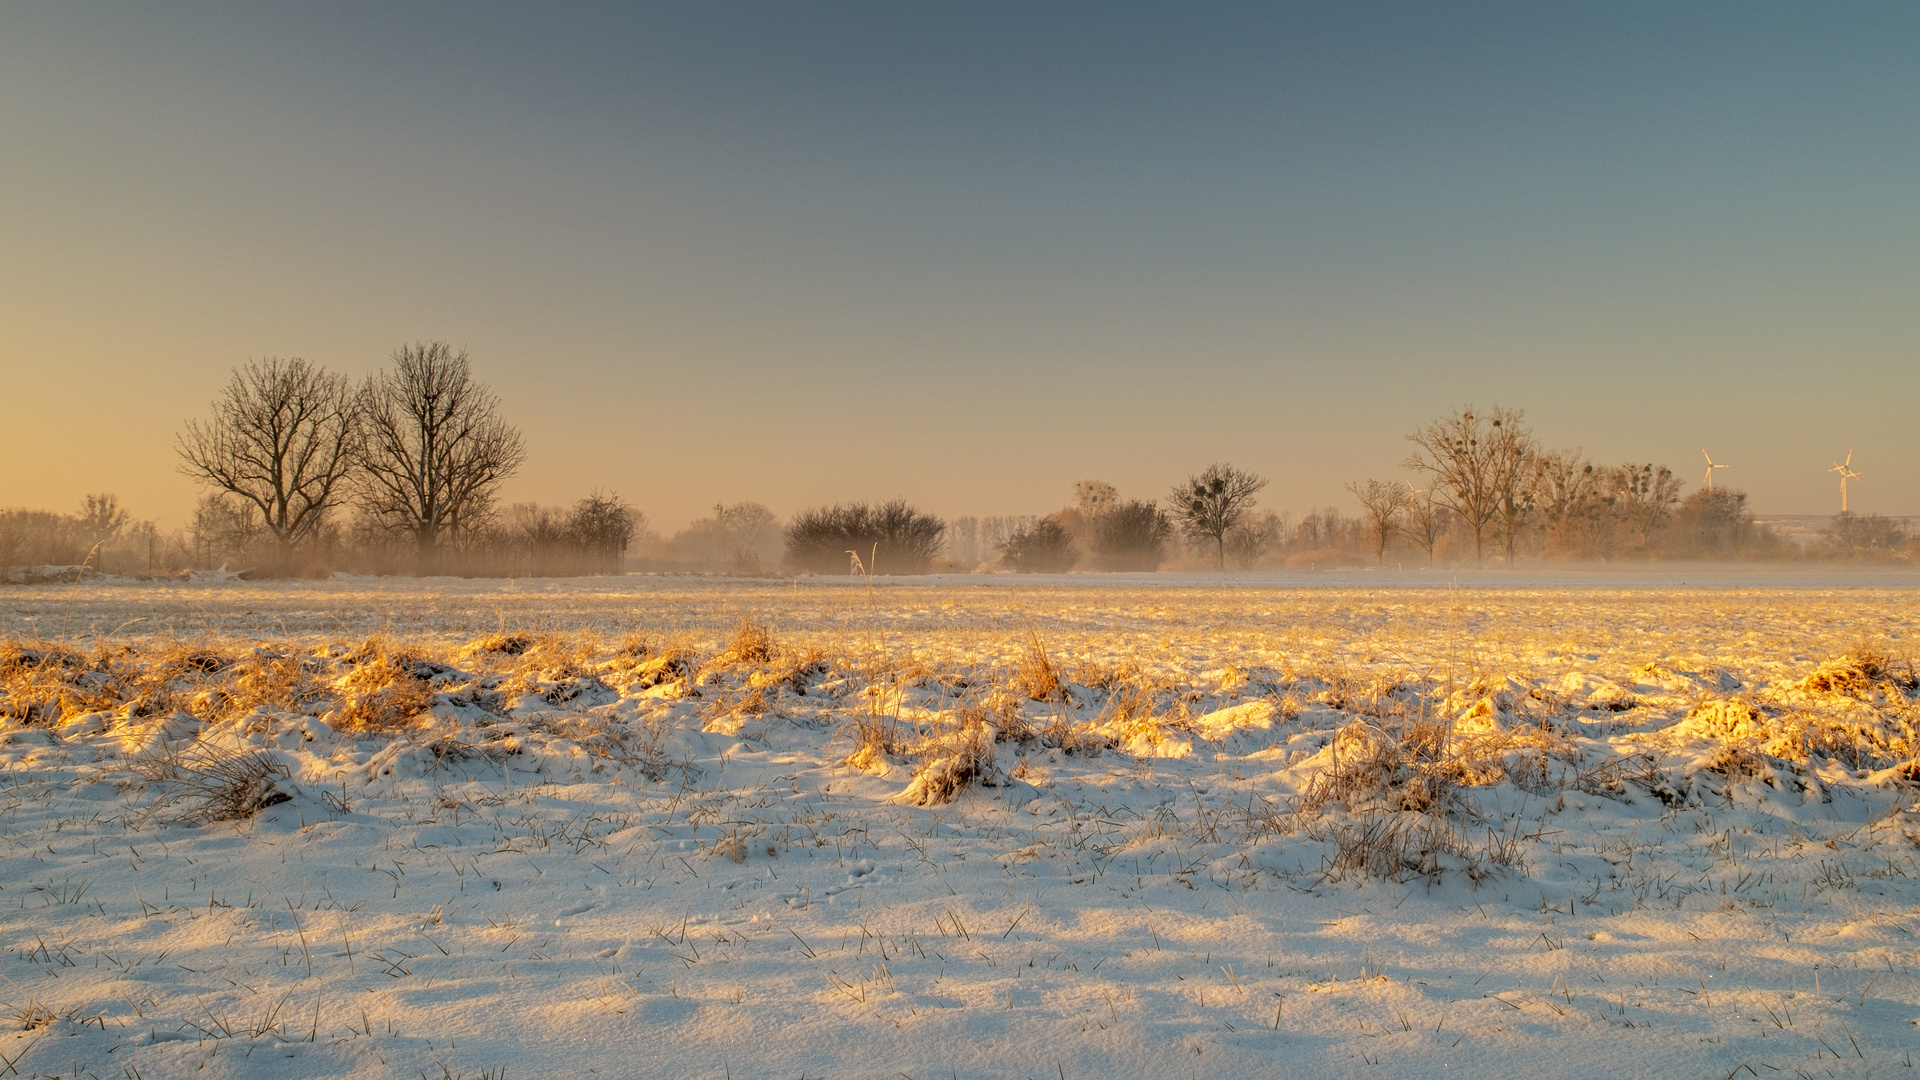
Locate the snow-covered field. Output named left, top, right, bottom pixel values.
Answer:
left=3, top=574, right=1920, bottom=1079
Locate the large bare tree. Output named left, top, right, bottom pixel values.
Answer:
left=1167, top=463, right=1268, bottom=570
left=1488, top=411, right=1540, bottom=562
left=177, top=358, right=359, bottom=569
left=1404, top=406, right=1533, bottom=565
left=356, top=343, right=526, bottom=558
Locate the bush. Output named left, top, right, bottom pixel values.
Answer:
left=659, top=502, right=784, bottom=572
left=564, top=490, right=639, bottom=573
left=1, top=497, right=180, bottom=579
left=1658, top=487, right=1780, bottom=559
left=1819, top=513, right=1912, bottom=562
left=1001, top=518, right=1078, bottom=573
left=784, top=500, right=946, bottom=575
left=1225, top=510, right=1285, bottom=569
left=1088, top=500, right=1170, bottom=571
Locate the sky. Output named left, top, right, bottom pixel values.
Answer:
left=3, top=2, right=1916, bottom=532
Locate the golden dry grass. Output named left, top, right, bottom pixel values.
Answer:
left=5, top=585, right=1918, bottom=863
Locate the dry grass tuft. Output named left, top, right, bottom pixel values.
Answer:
left=514, top=635, right=595, bottom=681
left=0, top=641, right=118, bottom=725
left=1298, top=717, right=1485, bottom=816
left=216, top=650, right=325, bottom=721
left=900, top=717, right=997, bottom=805
left=137, top=744, right=292, bottom=822
left=623, top=647, right=693, bottom=692
left=1700, top=743, right=1771, bottom=783
left=1085, top=680, right=1162, bottom=753
left=1069, top=658, right=1134, bottom=691
left=1292, top=707, right=1538, bottom=883
left=720, top=619, right=775, bottom=666
left=1681, top=691, right=1914, bottom=768
left=328, top=643, right=436, bottom=732
left=1012, top=630, right=1061, bottom=702
left=2, top=996, right=89, bottom=1032
left=1311, top=810, right=1522, bottom=883
left=759, top=648, right=828, bottom=696
left=0, top=643, right=85, bottom=675
left=1684, top=697, right=1767, bottom=739
left=846, top=713, right=905, bottom=773
left=468, top=632, right=534, bottom=657
left=845, top=664, right=909, bottom=773
left=1803, top=650, right=1918, bottom=696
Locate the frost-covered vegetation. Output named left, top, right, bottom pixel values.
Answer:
left=2, top=578, right=1920, bottom=1077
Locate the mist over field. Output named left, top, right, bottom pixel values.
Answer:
left=6, top=385, right=1918, bottom=583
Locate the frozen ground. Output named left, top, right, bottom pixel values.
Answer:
left=3, top=575, right=1920, bottom=1079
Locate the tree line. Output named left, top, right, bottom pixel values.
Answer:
left=1373, top=405, right=1908, bottom=565
left=169, top=344, right=622, bottom=575
left=3, top=376, right=1914, bottom=581
left=2, top=345, right=638, bottom=581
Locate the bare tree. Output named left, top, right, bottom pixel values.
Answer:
left=1529, top=453, right=1681, bottom=560
left=77, top=494, right=131, bottom=554
left=1403, top=485, right=1444, bottom=565
left=177, top=358, right=359, bottom=570
left=1347, top=480, right=1410, bottom=566
left=564, top=490, right=639, bottom=574
left=668, top=502, right=781, bottom=572
left=1223, top=510, right=1283, bottom=569
left=1602, top=463, right=1682, bottom=553
left=1404, top=406, right=1531, bottom=566
left=1529, top=449, right=1603, bottom=557
left=1167, top=463, right=1268, bottom=570
left=1073, top=480, right=1118, bottom=517
left=191, top=494, right=267, bottom=568
left=356, top=343, right=526, bottom=560
left=1488, top=412, right=1540, bottom=563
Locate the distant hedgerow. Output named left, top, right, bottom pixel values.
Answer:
left=784, top=500, right=946, bottom=575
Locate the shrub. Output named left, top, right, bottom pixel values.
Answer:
left=565, top=490, right=639, bottom=573
left=1662, top=487, right=1753, bottom=558
left=1819, top=513, right=1911, bottom=562
left=1225, top=510, right=1284, bottom=569
left=661, top=502, right=784, bottom=573
left=1088, top=500, right=1170, bottom=571
left=1001, top=518, right=1078, bottom=573
left=784, top=500, right=945, bottom=575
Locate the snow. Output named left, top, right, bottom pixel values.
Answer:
left=2, top=575, right=1919, bottom=1078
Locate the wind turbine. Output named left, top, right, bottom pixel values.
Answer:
left=1701, top=449, right=1730, bottom=491
left=1829, top=449, right=1861, bottom=514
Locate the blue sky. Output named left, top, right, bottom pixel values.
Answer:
left=4, top=3, right=1915, bottom=529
